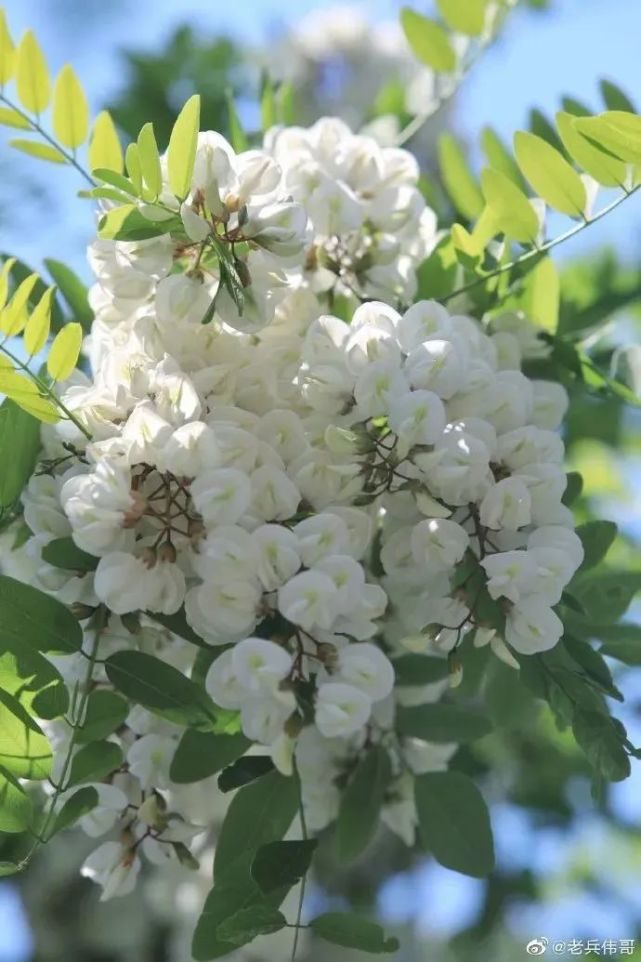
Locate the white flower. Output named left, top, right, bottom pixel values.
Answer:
left=205, top=650, right=244, bottom=709
left=77, top=784, right=128, bottom=838
left=528, top=525, right=584, bottom=570
left=278, top=570, right=338, bottom=631
left=81, top=842, right=141, bottom=901
left=127, top=733, right=175, bottom=789
left=388, top=389, right=446, bottom=447
left=94, top=552, right=154, bottom=614
left=190, top=468, right=252, bottom=526
left=231, top=637, right=293, bottom=694
left=505, top=596, right=563, bottom=654
left=315, top=682, right=372, bottom=738
left=185, top=579, right=260, bottom=643
left=336, top=643, right=395, bottom=701
left=61, top=463, right=135, bottom=556
left=240, top=692, right=296, bottom=744
left=250, top=465, right=300, bottom=521
left=481, top=550, right=537, bottom=604
left=254, top=524, right=301, bottom=590
left=404, top=338, right=467, bottom=399
left=479, top=478, right=532, bottom=531
left=294, top=514, right=350, bottom=566
left=410, top=518, right=469, bottom=571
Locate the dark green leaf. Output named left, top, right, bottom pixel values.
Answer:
left=563, top=636, right=622, bottom=701
left=598, top=623, right=641, bottom=664
left=415, top=771, right=495, bottom=877
left=67, top=740, right=123, bottom=786
left=397, top=703, right=493, bottom=742
left=0, top=399, right=41, bottom=509
left=170, top=730, right=249, bottom=784
left=575, top=520, right=617, bottom=570
left=572, top=709, right=631, bottom=781
left=43, top=258, right=92, bottom=330
left=569, top=571, right=641, bottom=624
left=0, top=575, right=82, bottom=655
left=147, top=607, right=210, bottom=647
left=310, top=913, right=400, bottom=954
left=562, top=472, right=583, bottom=506
left=225, top=89, right=248, bottom=152
left=48, top=786, right=99, bottom=838
left=484, top=660, right=539, bottom=728
left=76, top=690, right=129, bottom=743
left=218, top=755, right=274, bottom=793
left=336, top=746, right=391, bottom=862
left=393, top=654, right=449, bottom=685
left=216, top=905, right=286, bottom=945
left=599, top=80, right=636, bottom=114
left=41, top=536, right=98, bottom=572
left=251, top=839, right=318, bottom=894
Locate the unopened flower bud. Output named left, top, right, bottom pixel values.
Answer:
left=316, top=642, right=339, bottom=669
left=71, top=603, right=96, bottom=621
left=157, top=541, right=177, bottom=564
left=284, top=712, right=305, bottom=739
left=234, top=258, right=252, bottom=288
left=137, top=547, right=157, bottom=569
left=123, top=491, right=147, bottom=528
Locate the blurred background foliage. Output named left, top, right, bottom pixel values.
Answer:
left=1, top=1, right=641, bottom=961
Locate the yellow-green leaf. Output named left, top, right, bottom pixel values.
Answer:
left=599, top=80, right=636, bottom=115
left=0, top=371, right=58, bottom=422
left=436, top=0, right=487, bottom=36
left=9, top=139, right=65, bottom=164
left=480, top=167, right=539, bottom=244
left=0, top=107, right=29, bottom=129
left=0, top=10, right=15, bottom=86
left=574, top=111, right=641, bottom=165
left=0, top=273, right=39, bottom=336
left=438, top=133, right=483, bottom=220
left=167, top=94, right=200, bottom=200
left=514, top=131, right=587, bottom=218
left=0, top=258, right=16, bottom=311
left=47, top=322, right=83, bottom=382
left=16, top=30, right=50, bottom=115
left=137, top=122, right=162, bottom=199
left=125, top=142, right=143, bottom=195
left=400, top=8, right=457, bottom=73
left=480, top=126, right=523, bottom=187
left=557, top=112, right=626, bottom=189
left=226, top=89, right=248, bottom=153
left=521, top=256, right=559, bottom=333
left=52, top=64, right=89, bottom=149
left=89, top=111, right=123, bottom=174
left=23, top=286, right=55, bottom=356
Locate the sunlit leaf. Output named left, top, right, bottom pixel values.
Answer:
left=167, top=93, right=200, bottom=200
left=46, top=321, right=83, bottom=382
left=514, top=130, right=586, bottom=217
left=23, top=286, right=55, bottom=355
left=52, top=64, right=89, bottom=149
left=8, top=139, right=65, bottom=164
left=400, top=8, right=456, bottom=72
left=480, top=167, right=539, bottom=243
left=89, top=110, right=123, bottom=174
left=16, top=30, right=50, bottom=115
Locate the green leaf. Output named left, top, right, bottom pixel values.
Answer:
left=225, top=89, right=248, bottom=152
left=260, top=73, right=276, bottom=132
left=105, top=650, right=216, bottom=729
left=147, top=607, right=209, bottom=647
left=0, top=107, right=29, bottom=130
left=400, top=8, right=457, bottom=72
left=392, top=654, right=449, bottom=685
left=415, top=771, right=495, bottom=877
left=16, top=30, right=50, bottom=115
left=480, top=126, right=524, bottom=187
left=416, top=235, right=458, bottom=300
left=484, top=659, right=538, bottom=728
left=48, top=786, right=99, bottom=838
left=600, top=79, right=636, bottom=114
left=216, top=905, right=286, bottom=946
left=310, top=913, right=400, bottom=954
left=89, top=111, right=123, bottom=174
left=521, top=255, right=560, bottom=333
left=0, top=371, right=59, bottom=423
left=41, top=536, right=98, bottom=572
left=436, top=0, right=487, bottom=35
left=0, top=764, right=33, bottom=833
left=23, top=286, right=54, bottom=355
left=397, top=703, right=493, bottom=742
left=574, top=111, right=641, bottom=164
left=514, top=130, right=586, bottom=217
left=137, top=122, right=162, bottom=199
left=214, top=770, right=298, bottom=881
left=0, top=863, right=21, bottom=878
left=170, top=730, right=249, bottom=784
left=336, top=746, right=391, bottom=862
left=598, top=624, right=641, bottom=664
left=251, top=839, right=318, bottom=894
left=0, top=689, right=52, bottom=780
left=557, top=112, right=626, bottom=188
left=52, top=64, right=89, bottom=149
left=562, top=472, right=583, bottom=506
left=167, top=94, right=200, bottom=200
left=125, top=142, right=143, bottom=195
left=480, top=167, right=539, bottom=243
left=44, top=259, right=92, bottom=330
left=0, top=398, right=41, bottom=508
left=0, top=575, right=82, bottom=655
left=438, top=133, right=484, bottom=221
left=529, top=107, right=566, bottom=155
left=8, top=139, right=65, bottom=164
left=569, top=571, right=641, bottom=624
left=31, top=681, right=69, bottom=720
left=98, top=205, right=173, bottom=242
left=0, top=11, right=15, bottom=86
left=67, top=740, right=123, bottom=787
left=47, top=322, right=83, bottom=381
left=563, top=636, right=621, bottom=701
left=76, top=690, right=129, bottom=744
left=572, top=709, right=630, bottom=781
left=218, top=755, right=274, bottom=793
left=575, top=520, right=617, bottom=570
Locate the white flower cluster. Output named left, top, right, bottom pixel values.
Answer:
left=11, top=116, right=581, bottom=909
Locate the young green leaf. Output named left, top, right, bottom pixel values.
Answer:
left=0, top=107, right=29, bottom=129
left=336, top=746, right=391, bottom=862
left=1, top=272, right=39, bottom=335
left=0, top=688, right=52, bottom=780
left=125, top=142, right=143, bottom=195
left=556, top=111, right=626, bottom=188
left=89, top=111, right=123, bottom=174
left=514, top=130, right=586, bottom=217
left=436, top=0, right=487, bottom=35
left=0, top=764, right=33, bottom=833
left=67, top=740, right=123, bottom=786
left=438, top=133, right=484, bottom=221
left=170, top=730, right=249, bottom=784
left=401, top=8, right=457, bottom=72
left=397, top=703, right=493, bottom=742
left=0, top=399, right=41, bottom=508
left=8, top=139, right=65, bottom=164
left=480, top=126, right=524, bottom=187
left=415, top=771, right=495, bottom=877
left=225, top=89, right=248, bottom=152
left=310, top=913, right=400, bottom=954
left=98, top=204, right=173, bottom=241
left=0, top=10, right=15, bottom=86
left=214, top=770, right=299, bottom=881
left=23, top=286, right=55, bottom=355
left=251, top=839, right=318, bottom=894
left=16, top=30, right=50, bottom=115
left=52, top=64, right=89, bottom=149
left=575, top=111, right=641, bottom=164
left=480, top=167, right=539, bottom=243
left=167, top=94, right=200, bottom=200
left=47, top=321, right=83, bottom=381
left=0, top=575, right=82, bottom=654
left=521, top=255, right=560, bottom=333
left=137, top=122, right=162, bottom=199
left=260, top=73, right=276, bottom=132
left=0, top=371, right=59, bottom=422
